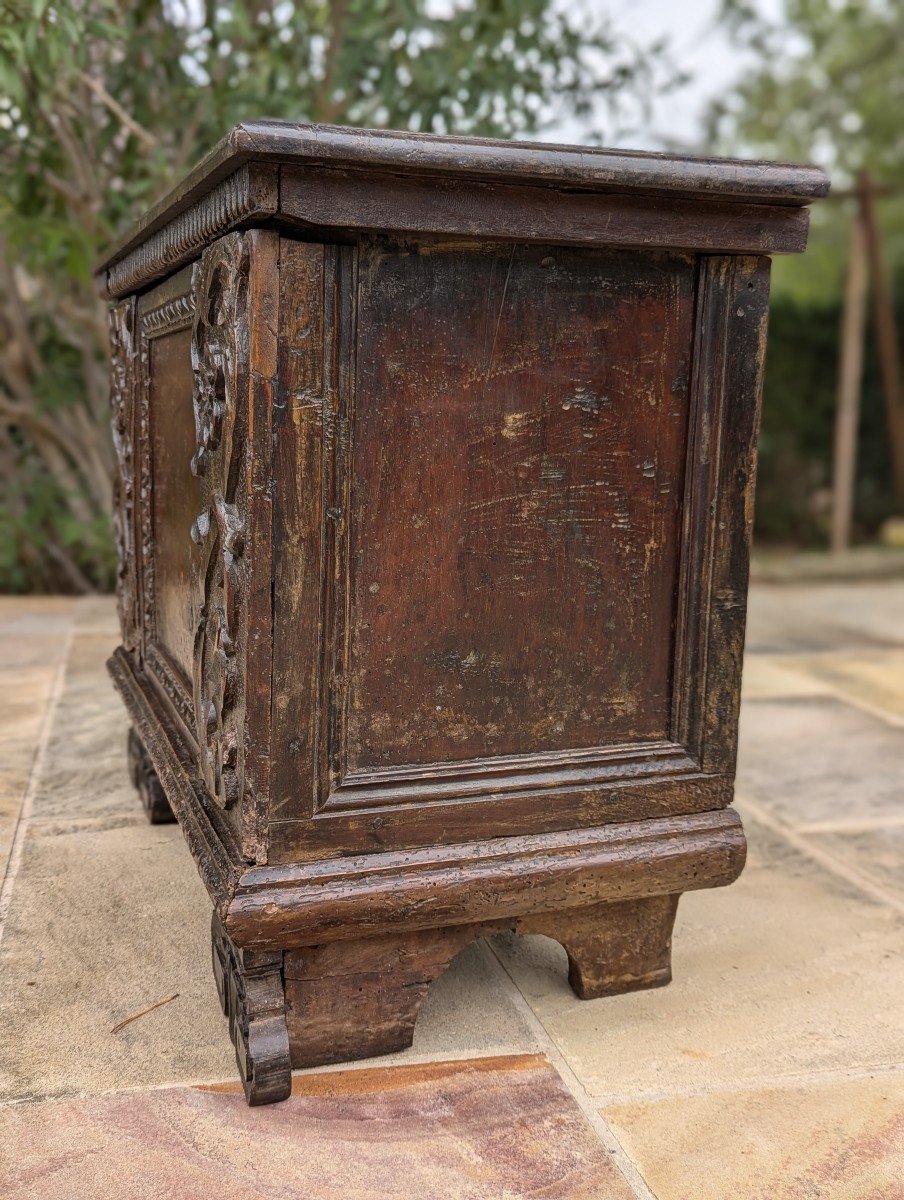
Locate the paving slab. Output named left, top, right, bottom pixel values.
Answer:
left=0, top=799, right=537, bottom=1098
left=0, top=597, right=75, bottom=874
left=740, top=655, right=832, bottom=702
left=0, top=624, right=537, bottom=1099
left=737, top=696, right=904, bottom=829
left=745, top=581, right=904, bottom=653
left=602, top=1070, right=904, bottom=1200
left=0, top=1055, right=636, bottom=1200
left=70, top=595, right=120, bottom=634
left=0, top=817, right=235, bottom=1099
left=807, top=826, right=904, bottom=902
left=489, top=820, right=904, bottom=1101
left=787, top=651, right=904, bottom=723
left=2, top=584, right=903, bottom=1194
left=27, top=631, right=132, bottom=828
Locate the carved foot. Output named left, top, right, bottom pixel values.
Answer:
left=283, top=925, right=478, bottom=1070
left=211, top=911, right=291, bottom=1105
left=521, top=894, right=681, bottom=999
left=127, top=727, right=176, bottom=824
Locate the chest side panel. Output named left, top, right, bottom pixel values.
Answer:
left=346, top=241, right=695, bottom=772
left=148, top=326, right=198, bottom=677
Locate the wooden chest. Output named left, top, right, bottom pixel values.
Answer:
left=98, top=123, right=827, bottom=1104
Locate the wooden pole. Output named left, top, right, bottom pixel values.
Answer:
left=859, top=169, right=904, bottom=507
left=831, top=205, right=869, bottom=553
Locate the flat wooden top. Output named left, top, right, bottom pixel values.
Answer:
left=98, top=121, right=829, bottom=276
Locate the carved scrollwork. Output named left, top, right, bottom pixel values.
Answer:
left=110, top=300, right=139, bottom=651
left=189, top=233, right=251, bottom=811
left=211, top=910, right=290, bottom=1106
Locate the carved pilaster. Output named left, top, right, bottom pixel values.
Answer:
left=189, top=233, right=251, bottom=811
left=110, top=299, right=138, bottom=651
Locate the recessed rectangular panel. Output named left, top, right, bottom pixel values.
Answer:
left=149, top=327, right=197, bottom=678
left=345, top=241, right=696, bottom=773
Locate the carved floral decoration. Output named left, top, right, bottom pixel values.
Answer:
left=189, top=233, right=250, bottom=810
left=110, top=300, right=138, bottom=651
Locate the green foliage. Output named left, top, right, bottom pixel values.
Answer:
left=709, top=0, right=904, bottom=300
left=0, top=0, right=672, bottom=592
left=0, top=451, right=117, bottom=592
left=709, top=0, right=904, bottom=537
left=756, top=292, right=897, bottom=545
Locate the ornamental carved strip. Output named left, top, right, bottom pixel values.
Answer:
left=189, top=232, right=252, bottom=811
left=104, top=164, right=278, bottom=300
left=109, top=299, right=138, bottom=652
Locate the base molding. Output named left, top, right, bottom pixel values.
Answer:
left=226, top=809, right=744, bottom=951
left=211, top=891, right=683, bottom=1104
left=127, top=727, right=176, bottom=824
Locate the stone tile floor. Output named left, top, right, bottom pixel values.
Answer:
left=0, top=585, right=902, bottom=1199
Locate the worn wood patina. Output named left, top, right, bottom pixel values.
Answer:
left=98, top=122, right=828, bottom=1105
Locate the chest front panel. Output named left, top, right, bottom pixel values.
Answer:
left=348, top=242, right=695, bottom=770
left=267, top=236, right=772, bottom=863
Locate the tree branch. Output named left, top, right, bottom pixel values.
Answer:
left=77, top=69, right=159, bottom=152
left=315, top=0, right=349, bottom=119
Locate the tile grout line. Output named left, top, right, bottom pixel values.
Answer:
left=475, top=940, right=660, bottom=1200
left=0, top=624, right=73, bottom=950
left=589, top=1060, right=904, bottom=1107
left=793, top=815, right=904, bottom=833
left=738, top=792, right=904, bottom=915
left=823, top=686, right=904, bottom=731
left=0, top=1048, right=549, bottom=1110
left=744, top=651, right=904, bottom=731
left=7, top=1055, right=902, bottom=1115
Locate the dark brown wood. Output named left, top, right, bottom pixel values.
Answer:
left=104, top=164, right=278, bottom=301
left=211, top=910, right=291, bottom=1105
left=283, top=925, right=479, bottom=1069
left=126, top=726, right=175, bottom=824
left=97, top=123, right=829, bottom=300
left=110, top=299, right=139, bottom=653
left=522, top=895, right=680, bottom=998
left=225, top=810, right=744, bottom=952
left=224, top=894, right=679, bottom=1071
left=347, top=241, right=692, bottom=771
left=280, top=166, right=813, bottom=255
left=101, top=123, right=825, bottom=1103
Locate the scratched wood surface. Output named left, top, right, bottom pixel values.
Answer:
left=347, top=240, right=694, bottom=770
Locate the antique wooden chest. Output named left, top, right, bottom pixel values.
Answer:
left=98, top=123, right=827, bottom=1104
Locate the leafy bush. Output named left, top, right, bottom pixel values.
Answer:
left=756, top=294, right=896, bottom=545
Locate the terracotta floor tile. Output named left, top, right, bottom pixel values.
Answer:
left=602, top=1072, right=904, bottom=1200
left=0, top=1057, right=634, bottom=1200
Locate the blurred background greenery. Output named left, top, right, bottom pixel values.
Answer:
left=0, top=0, right=902, bottom=592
